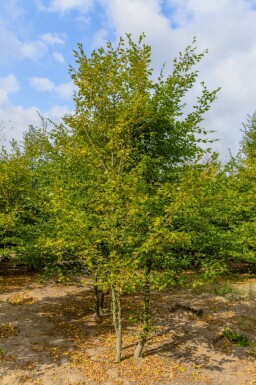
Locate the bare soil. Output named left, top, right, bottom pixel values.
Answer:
left=0, top=268, right=255, bottom=385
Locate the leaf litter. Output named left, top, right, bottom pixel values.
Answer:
left=0, top=271, right=255, bottom=385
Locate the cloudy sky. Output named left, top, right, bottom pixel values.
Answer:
left=1, top=0, right=256, bottom=159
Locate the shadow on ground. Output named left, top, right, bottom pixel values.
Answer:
left=0, top=267, right=255, bottom=385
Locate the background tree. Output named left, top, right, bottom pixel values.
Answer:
left=227, top=113, right=256, bottom=267
left=0, top=142, right=28, bottom=260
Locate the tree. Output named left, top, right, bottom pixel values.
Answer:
left=61, top=34, right=219, bottom=361
left=228, top=113, right=256, bottom=267
left=0, top=142, right=26, bottom=259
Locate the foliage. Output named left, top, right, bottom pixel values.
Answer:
left=0, top=141, right=36, bottom=260
left=223, top=328, right=249, bottom=347
left=0, top=125, right=59, bottom=269
left=226, top=113, right=256, bottom=265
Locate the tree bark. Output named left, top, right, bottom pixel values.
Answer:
left=94, top=284, right=101, bottom=317
left=94, top=284, right=105, bottom=317
left=112, top=288, right=122, bottom=362
left=100, top=291, right=105, bottom=310
left=134, top=261, right=151, bottom=359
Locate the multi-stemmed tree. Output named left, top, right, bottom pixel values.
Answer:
left=61, top=34, right=219, bottom=360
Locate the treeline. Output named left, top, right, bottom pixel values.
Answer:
left=0, top=35, right=255, bottom=361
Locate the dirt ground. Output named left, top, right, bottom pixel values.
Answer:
left=0, top=267, right=255, bottom=385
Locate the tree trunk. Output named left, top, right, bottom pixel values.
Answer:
left=112, top=288, right=122, bottom=362
left=100, top=291, right=105, bottom=310
left=134, top=261, right=151, bottom=359
left=94, top=283, right=105, bottom=317
left=94, top=285, right=101, bottom=317
left=134, top=337, right=147, bottom=359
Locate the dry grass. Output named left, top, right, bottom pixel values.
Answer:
left=0, top=323, right=18, bottom=338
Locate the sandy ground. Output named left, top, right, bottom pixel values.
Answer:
left=0, top=268, right=255, bottom=385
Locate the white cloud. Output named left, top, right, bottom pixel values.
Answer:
left=0, top=105, right=39, bottom=144
left=101, top=0, right=169, bottom=42
left=162, top=0, right=256, bottom=157
left=0, top=104, right=72, bottom=146
left=0, top=75, right=20, bottom=105
left=0, top=20, right=21, bottom=62
left=37, top=0, right=93, bottom=13
left=92, top=28, right=109, bottom=49
left=0, top=6, right=65, bottom=63
left=19, top=33, right=65, bottom=61
left=53, top=52, right=66, bottom=64
left=98, top=0, right=256, bottom=157
left=99, top=0, right=179, bottom=71
left=19, top=40, right=47, bottom=60
left=45, top=104, right=72, bottom=120
left=55, top=82, right=74, bottom=99
left=2, top=0, right=256, bottom=158
left=0, top=75, right=19, bottom=95
left=30, top=77, right=74, bottom=100
left=30, top=77, right=55, bottom=92
left=41, top=33, right=65, bottom=46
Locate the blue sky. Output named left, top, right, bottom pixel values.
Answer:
left=1, top=0, right=256, bottom=159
